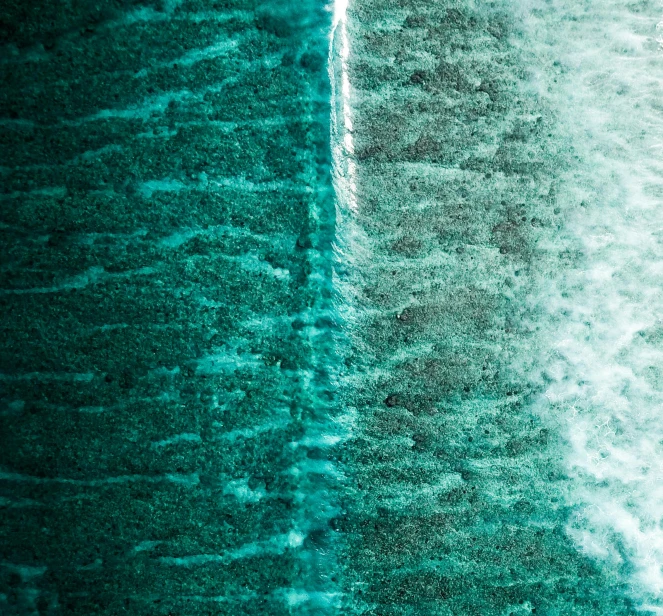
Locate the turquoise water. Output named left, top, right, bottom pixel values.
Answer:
left=1, top=0, right=663, bottom=614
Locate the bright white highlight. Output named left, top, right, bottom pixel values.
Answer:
left=330, top=0, right=358, bottom=211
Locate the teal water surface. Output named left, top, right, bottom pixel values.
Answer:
left=0, top=1, right=338, bottom=613
left=2, top=0, right=663, bottom=614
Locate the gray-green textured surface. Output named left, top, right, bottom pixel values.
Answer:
left=331, top=1, right=639, bottom=613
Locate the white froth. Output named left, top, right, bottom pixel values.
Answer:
left=522, top=1, right=663, bottom=609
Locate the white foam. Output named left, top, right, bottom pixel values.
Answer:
left=522, top=0, right=663, bottom=608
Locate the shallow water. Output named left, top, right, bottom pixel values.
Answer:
left=1, top=0, right=663, bottom=614
left=332, top=0, right=663, bottom=613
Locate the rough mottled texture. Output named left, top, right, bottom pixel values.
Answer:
left=331, top=1, right=645, bottom=614
left=3, top=0, right=663, bottom=614
left=0, top=1, right=337, bottom=614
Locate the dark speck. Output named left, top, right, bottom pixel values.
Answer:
left=384, top=395, right=399, bottom=407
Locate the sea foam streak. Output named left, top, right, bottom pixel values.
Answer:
left=524, top=1, right=663, bottom=610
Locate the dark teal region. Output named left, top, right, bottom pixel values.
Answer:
left=0, top=1, right=337, bottom=614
